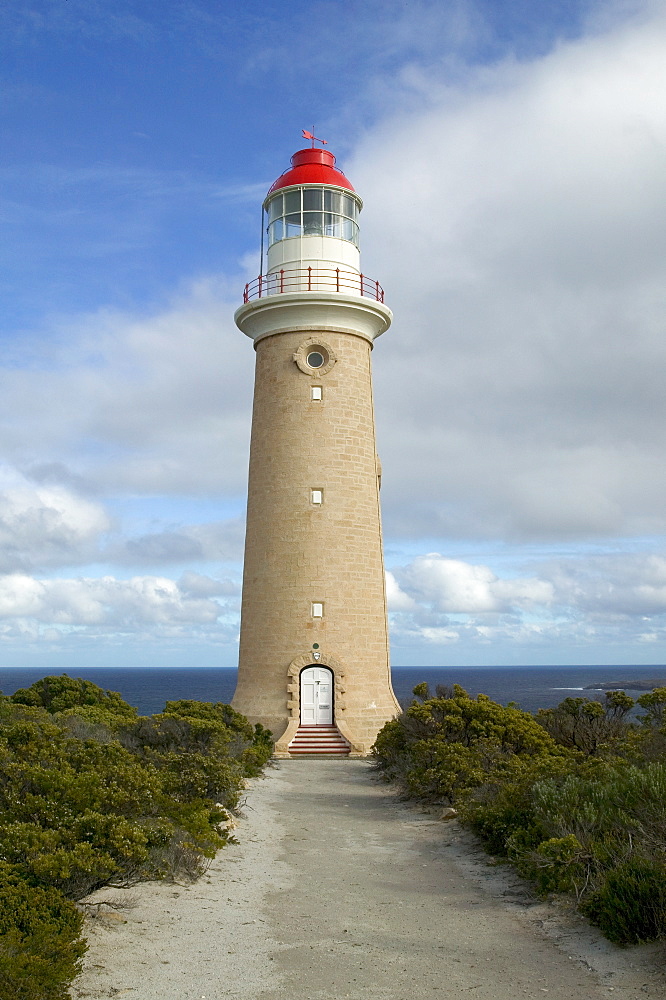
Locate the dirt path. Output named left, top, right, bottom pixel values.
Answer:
left=74, top=760, right=665, bottom=1000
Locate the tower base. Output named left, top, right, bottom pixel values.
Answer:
left=232, top=648, right=400, bottom=758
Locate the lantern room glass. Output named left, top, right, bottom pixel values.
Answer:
left=267, top=187, right=360, bottom=248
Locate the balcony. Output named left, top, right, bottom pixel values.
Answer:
left=242, top=265, right=385, bottom=304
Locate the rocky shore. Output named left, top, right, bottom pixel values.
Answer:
left=585, top=679, right=666, bottom=691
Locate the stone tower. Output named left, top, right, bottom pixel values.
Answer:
left=232, top=143, right=399, bottom=756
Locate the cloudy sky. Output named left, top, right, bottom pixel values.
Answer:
left=1, top=0, right=665, bottom=670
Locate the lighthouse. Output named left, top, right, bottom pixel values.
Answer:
left=232, top=139, right=399, bottom=756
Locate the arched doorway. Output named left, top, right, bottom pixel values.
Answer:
left=300, top=665, right=333, bottom=725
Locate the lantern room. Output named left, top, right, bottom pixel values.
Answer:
left=238, top=143, right=387, bottom=328
left=264, top=148, right=363, bottom=278
left=266, top=187, right=360, bottom=247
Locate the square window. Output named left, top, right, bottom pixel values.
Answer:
left=267, top=194, right=283, bottom=222
left=303, top=211, right=323, bottom=235
left=285, top=213, right=302, bottom=237
left=284, top=190, right=300, bottom=214
left=268, top=219, right=283, bottom=245
left=303, top=188, right=323, bottom=211
left=311, top=386, right=322, bottom=400
left=311, top=602, right=323, bottom=618
left=324, top=190, right=341, bottom=214
left=311, top=489, right=323, bottom=505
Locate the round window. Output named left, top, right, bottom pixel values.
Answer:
left=293, top=339, right=336, bottom=376
left=306, top=351, right=325, bottom=369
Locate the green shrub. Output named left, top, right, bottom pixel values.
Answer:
left=535, top=693, right=634, bottom=756
left=371, top=718, right=408, bottom=779
left=10, top=675, right=137, bottom=719
left=404, top=738, right=485, bottom=802
left=531, top=760, right=666, bottom=856
left=375, top=682, right=666, bottom=945
left=462, top=752, right=574, bottom=858
left=0, top=863, right=86, bottom=1000
left=164, top=699, right=254, bottom=737
left=373, top=686, right=560, bottom=804
left=528, top=835, right=589, bottom=896
left=582, top=859, right=666, bottom=944
left=636, top=687, right=666, bottom=729
left=0, top=679, right=272, bottom=997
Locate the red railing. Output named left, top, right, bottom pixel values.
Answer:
left=242, top=266, right=385, bottom=304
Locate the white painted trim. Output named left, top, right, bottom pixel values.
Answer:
left=235, top=292, right=392, bottom=343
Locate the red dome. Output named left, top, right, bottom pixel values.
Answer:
left=267, top=148, right=355, bottom=195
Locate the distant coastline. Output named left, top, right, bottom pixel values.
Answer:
left=3, top=665, right=666, bottom=716
left=585, top=678, right=666, bottom=691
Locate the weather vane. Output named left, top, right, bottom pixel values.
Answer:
left=302, top=128, right=327, bottom=148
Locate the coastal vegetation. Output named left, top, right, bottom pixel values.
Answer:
left=373, top=682, right=666, bottom=946
left=0, top=674, right=273, bottom=1000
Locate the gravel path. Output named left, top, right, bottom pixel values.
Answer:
left=73, top=760, right=665, bottom=1000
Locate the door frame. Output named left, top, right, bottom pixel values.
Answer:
left=275, top=652, right=360, bottom=755
left=299, top=664, right=334, bottom=725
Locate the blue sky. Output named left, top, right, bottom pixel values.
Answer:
left=1, top=0, right=665, bottom=669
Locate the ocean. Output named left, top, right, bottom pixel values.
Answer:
left=1, top=664, right=665, bottom=717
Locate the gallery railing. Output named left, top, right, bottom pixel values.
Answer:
left=242, top=266, right=385, bottom=303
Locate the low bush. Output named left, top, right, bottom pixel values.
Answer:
left=0, top=862, right=86, bottom=1000
left=535, top=691, right=635, bottom=755
left=10, top=675, right=138, bottom=720
left=0, top=675, right=272, bottom=998
left=373, top=684, right=562, bottom=805
left=373, top=683, right=666, bottom=945
left=582, top=858, right=666, bottom=944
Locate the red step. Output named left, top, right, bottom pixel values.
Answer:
left=288, top=724, right=351, bottom=756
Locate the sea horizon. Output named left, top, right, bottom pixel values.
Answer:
left=2, top=662, right=665, bottom=717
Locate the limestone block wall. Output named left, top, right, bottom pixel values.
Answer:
left=232, top=326, right=399, bottom=752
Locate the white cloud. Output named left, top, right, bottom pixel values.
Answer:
left=0, top=464, right=246, bottom=573
left=0, top=472, right=110, bottom=572
left=394, top=554, right=553, bottom=613
left=385, top=570, right=417, bottom=611
left=420, top=627, right=462, bottom=645
left=387, top=549, right=666, bottom=655
left=0, top=574, right=224, bottom=627
left=178, top=570, right=239, bottom=598
left=1, top=278, right=253, bottom=497
left=548, top=553, right=666, bottom=615
left=352, top=6, right=666, bottom=542
left=111, top=518, right=245, bottom=568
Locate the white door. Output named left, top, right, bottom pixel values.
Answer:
left=300, top=666, right=333, bottom=725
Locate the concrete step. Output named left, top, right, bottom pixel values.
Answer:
left=288, top=724, right=351, bottom=756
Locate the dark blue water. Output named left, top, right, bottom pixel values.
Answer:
left=1, top=664, right=665, bottom=717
